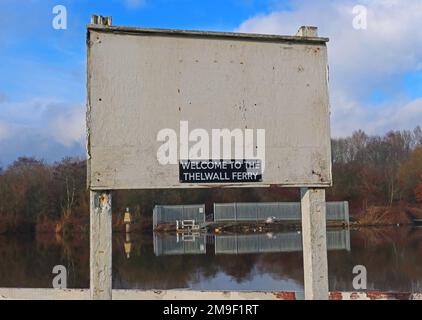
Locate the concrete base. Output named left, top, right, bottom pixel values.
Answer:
left=0, top=288, right=421, bottom=300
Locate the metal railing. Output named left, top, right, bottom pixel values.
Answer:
left=152, top=204, right=206, bottom=227
left=213, top=201, right=349, bottom=224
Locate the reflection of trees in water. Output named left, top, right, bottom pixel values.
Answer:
left=1, top=227, right=422, bottom=291
left=113, top=228, right=422, bottom=292
left=328, top=227, right=422, bottom=292
left=212, top=255, right=257, bottom=283
left=52, top=233, right=89, bottom=288
left=113, top=234, right=259, bottom=288
left=254, top=252, right=304, bottom=284
left=0, top=233, right=89, bottom=288
left=113, top=234, right=220, bottom=289
left=113, top=233, right=305, bottom=289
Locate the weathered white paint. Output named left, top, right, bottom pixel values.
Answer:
left=87, top=25, right=331, bottom=190
left=0, top=288, right=285, bottom=300
left=0, top=288, right=90, bottom=300
left=90, top=191, right=112, bottom=300
left=300, top=188, right=329, bottom=300
left=1, top=289, right=421, bottom=300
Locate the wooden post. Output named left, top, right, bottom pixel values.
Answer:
left=90, top=190, right=112, bottom=300
left=300, top=187, right=329, bottom=300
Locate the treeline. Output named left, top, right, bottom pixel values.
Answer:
left=0, top=157, right=88, bottom=233
left=0, top=127, right=421, bottom=233
left=329, top=126, right=422, bottom=209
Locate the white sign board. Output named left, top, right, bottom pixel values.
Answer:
left=87, top=26, right=332, bottom=189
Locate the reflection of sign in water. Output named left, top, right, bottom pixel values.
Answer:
left=179, top=160, right=262, bottom=183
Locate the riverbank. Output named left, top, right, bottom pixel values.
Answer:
left=153, top=220, right=348, bottom=233
left=1, top=204, right=421, bottom=236
left=0, top=215, right=153, bottom=236
left=154, top=204, right=422, bottom=233
left=354, top=205, right=422, bottom=226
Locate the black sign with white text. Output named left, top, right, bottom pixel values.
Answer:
left=179, top=159, right=262, bottom=183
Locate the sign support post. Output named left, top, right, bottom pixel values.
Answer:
left=90, top=190, right=112, bottom=300
left=89, top=15, right=113, bottom=301
left=300, top=187, right=329, bottom=300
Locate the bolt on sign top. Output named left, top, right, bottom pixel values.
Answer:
left=86, top=24, right=332, bottom=190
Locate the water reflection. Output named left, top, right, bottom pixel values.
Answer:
left=1, top=227, right=422, bottom=292
left=153, top=232, right=207, bottom=256
left=152, top=229, right=351, bottom=256
left=124, top=233, right=132, bottom=259
left=0, top=233, right=89, bottom=288
left=111, top=226, right=422, bottom=292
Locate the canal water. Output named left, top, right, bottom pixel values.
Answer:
left=0, top=226, right=421, bottom=292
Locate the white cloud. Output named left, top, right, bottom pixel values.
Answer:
left=0, top=121, right=11, bottom=142
left=330, top=96, right=422, bottom=136
left=49, top=105, right=85, bottom=147
left=125, top=0, right=146, bottom=9
left=0, top=99, right=85, bottom=164
left=370, top=98, right=422, bottom=133
left=236, top=0, right=422, bottom=136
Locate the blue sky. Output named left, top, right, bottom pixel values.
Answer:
left=0, top=0, right=421, bottom=166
